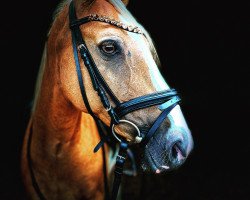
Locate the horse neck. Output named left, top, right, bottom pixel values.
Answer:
left=31, top=43, right=100, bottom=157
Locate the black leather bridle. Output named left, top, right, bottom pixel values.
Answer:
left=28, top=2, right=181, bottom=200
left=69, top=1, right=181, bottom=199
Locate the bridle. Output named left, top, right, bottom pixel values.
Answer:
left=69, top=1, right=181, bottom=199
left=28, top=1, right=181, bottom=200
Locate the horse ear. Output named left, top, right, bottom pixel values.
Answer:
left=121, top=0, right=129, bottom=6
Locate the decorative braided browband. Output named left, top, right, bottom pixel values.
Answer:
left=88, top=14, right=143, bottom=34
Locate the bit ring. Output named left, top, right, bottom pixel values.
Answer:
left=112, top=120, right=142, bottom=143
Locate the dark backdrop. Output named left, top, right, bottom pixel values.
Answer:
left=0, top=1, right=249, bottom=199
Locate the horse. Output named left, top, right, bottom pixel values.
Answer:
left=21, top=0, right=193, bottom=199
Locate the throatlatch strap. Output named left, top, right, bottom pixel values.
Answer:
left=27, top=126, right=47, bottom=200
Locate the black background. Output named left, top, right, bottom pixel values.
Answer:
left=0, top=0, right=249, bottom=199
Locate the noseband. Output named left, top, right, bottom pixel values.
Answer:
left=69, top=2, right=180, bottom=199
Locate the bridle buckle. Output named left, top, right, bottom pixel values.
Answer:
left=77, top=44, right=87, bottom=51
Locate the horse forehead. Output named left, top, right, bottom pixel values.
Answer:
left=87, top=0, right=119, bottom=18
left=117, top=15, right=170, bottom=91
left=129, top=32, right=170, bottom=91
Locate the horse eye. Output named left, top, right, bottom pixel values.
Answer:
left=100, top=41, right=118, bottom=55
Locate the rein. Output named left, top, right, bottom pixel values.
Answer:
left=28, top=1, right=181, bottom=200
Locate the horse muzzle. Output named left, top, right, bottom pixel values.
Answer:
left=143, top=126, right=193, bottom=173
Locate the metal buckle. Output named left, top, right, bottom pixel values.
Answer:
left=117, top=155, right=126, bottom=160
left=112, top=120, right=142, bottom=143
left=77, top=44, right=86, bottom=51
left=105, top=104, right=112, bottom=112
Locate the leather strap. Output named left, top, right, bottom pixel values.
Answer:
left=27, top=125, right=47, bottom=200
left=111, top=142, right=128, bottom=200
left=141, top=96, right=181, bottom=146
left=114, top=89, right=178, bottom=118
left=70, top=2, right=120, bottom=125
left=70, top=17, right=91, bottom=28
left=71, top=30, right=94, bottom=116
left=69, top=3, right=120, bottom=106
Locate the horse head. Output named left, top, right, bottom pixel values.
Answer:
left=53, top=0, right=193, bottom=173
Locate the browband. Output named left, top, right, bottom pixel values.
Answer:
left=70, top=14, right=143, bottom=34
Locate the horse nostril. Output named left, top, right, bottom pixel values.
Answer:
left=171, top=144, right=178, bottom=160
left=170, top=141, right=187, bottom=161
left=175, top=141, right=187, bottom=157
